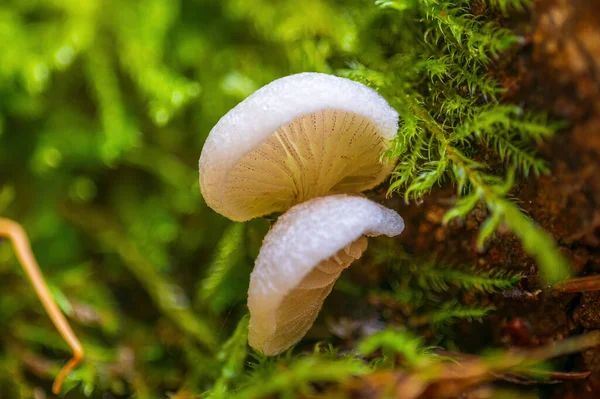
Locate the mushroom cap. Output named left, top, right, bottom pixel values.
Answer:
left=248, top=194, right=404, bottom=355
left=199, top=72, right=399, bottom=222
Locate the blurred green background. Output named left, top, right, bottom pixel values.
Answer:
left=0, top=0, right=379, bottom=397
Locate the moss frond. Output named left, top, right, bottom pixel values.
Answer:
left=412, top=263, right=522, bottom=293
left=207, top=315, right=250, bottom=398
left=429, top=302, right=495, bottom=329
left=358, top=328, right=436, bottom=369
left=85, top=46, right=138, bottom=163
left=485, top=0, right=531, bottom=14
left=367, top=249, right=520, bottom=335
left=197, top=223, right=249, bottom=314
left=232, top=355, right=368, bottom=399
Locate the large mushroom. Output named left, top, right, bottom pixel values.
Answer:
left=199, top=72, right=399, bottom=222
left=247, top=194, right=404, bottom=355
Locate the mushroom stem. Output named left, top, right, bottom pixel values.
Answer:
left=0, top=218, right=83, bottom=394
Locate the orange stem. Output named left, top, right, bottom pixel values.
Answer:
left=0, top=217, right=83, bottom=394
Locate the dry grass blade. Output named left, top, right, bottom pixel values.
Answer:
left=0, top=218, right=83, bottom=394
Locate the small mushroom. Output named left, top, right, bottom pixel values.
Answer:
left=199, top=72, right=399, bottom=222
left=248, top=194, right=404, bottom=355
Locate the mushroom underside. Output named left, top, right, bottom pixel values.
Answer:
left=223, top=109, right=394, bottom=220
left=249, top=236, right=368, bottom=355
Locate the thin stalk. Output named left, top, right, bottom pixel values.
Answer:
left=0, top=218, right=83, bottom=394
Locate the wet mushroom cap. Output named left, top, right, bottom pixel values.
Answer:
left=247, top=194, right=404, bottom=355
left=199, top=72, right=399, bottom=222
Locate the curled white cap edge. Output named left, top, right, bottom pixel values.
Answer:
left=247, top=194, right=404, bottom=353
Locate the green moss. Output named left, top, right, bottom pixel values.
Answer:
left=345, top=1, right=571, bottom=283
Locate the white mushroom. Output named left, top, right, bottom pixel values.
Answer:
left=248, top=194, right=404, bottom=355
left=199, top=72, right=399, bottom=222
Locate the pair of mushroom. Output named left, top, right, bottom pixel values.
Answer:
left=199, top=73, right=405, bottom=355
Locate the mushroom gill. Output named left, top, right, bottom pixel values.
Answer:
left=250, top=237, right=368, bottom=355
left=247, top=195, right=404, bottom=356
left=199, top=72, right=399, bottom=222
left=226, top=110, right=392, bottom=221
